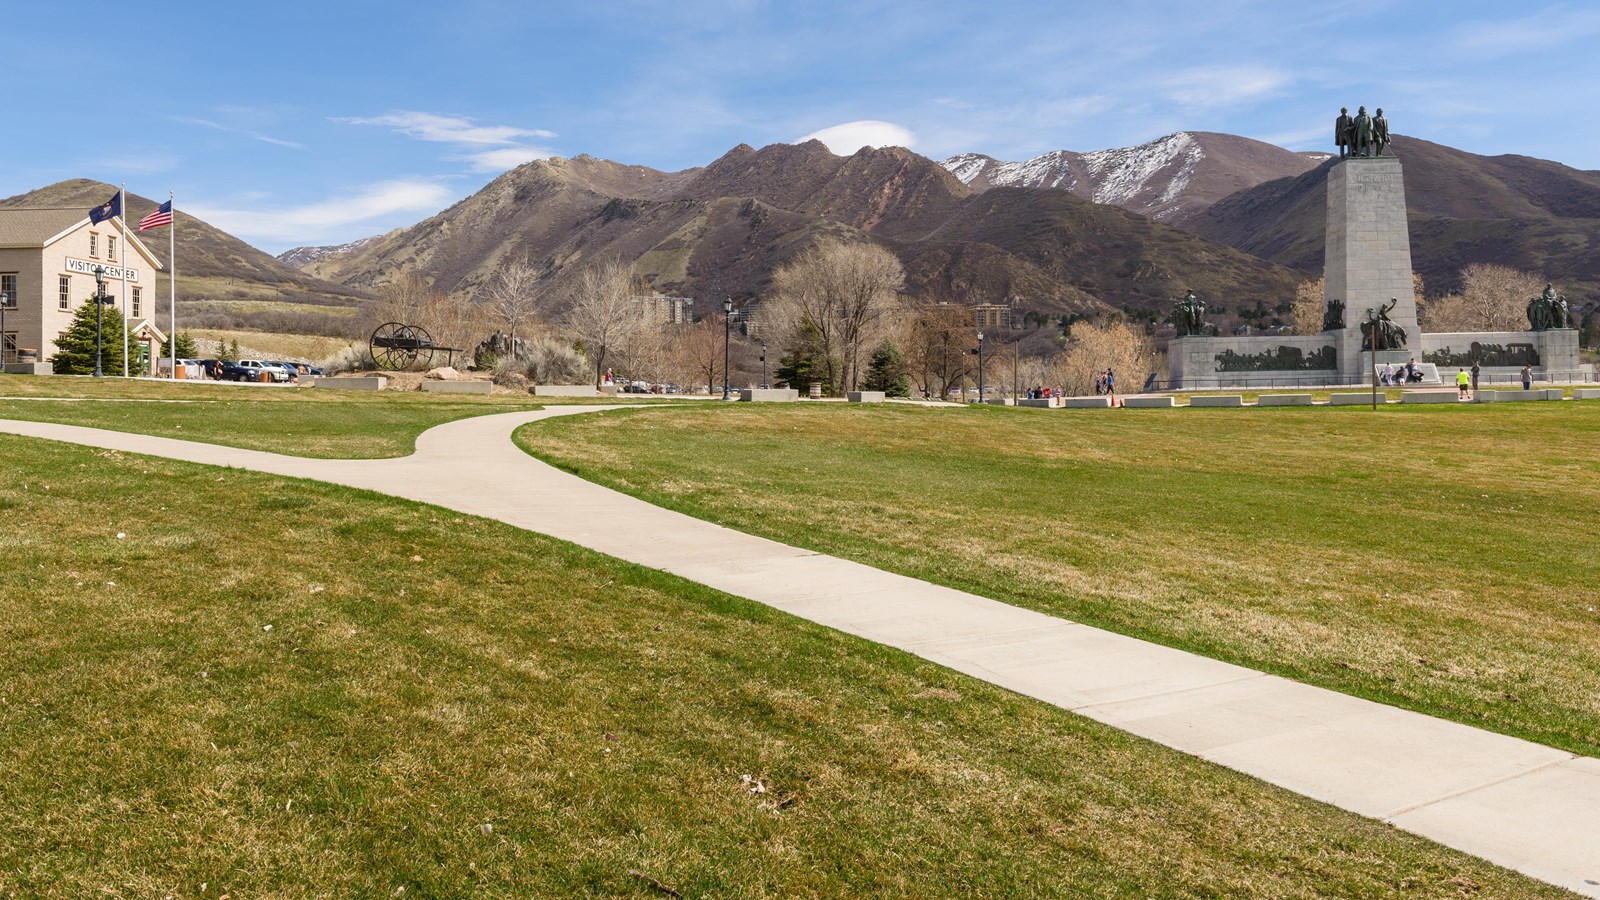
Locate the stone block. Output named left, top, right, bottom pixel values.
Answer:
left=533, top=385, right=600, bottom=397
left=1257, top=393, right=1313, bottom=407
left=1016, top=398, right=1059, bottom=408
left=1123, top=396, right=1175, bottom=408
left=1189, top=395, right=1243, bottom=407
left=1062, top=397, right=1113, bottom=408
left=1479, top=390, right=1547, bottom=403
left=1572, top=388, right=1600, bottom=400
left=740, top=388, right=799, bottom=402
left=312, top=376, right=386, bottom=391
left=421, top=380, right=492, bottom=394
left=1327, top=392, right=1383, bottom=405
left=2, top=362, right=53, bottom=375
left=847, top=391, right=886, bottom=403
left=1401, top=390, right=1461, bottom=403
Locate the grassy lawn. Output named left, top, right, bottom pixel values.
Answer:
left=0, top=434, right=1570, bottom=898
left=517, top=402, right=1600, bottom=757
left=0, top=375, right=539, bottom=458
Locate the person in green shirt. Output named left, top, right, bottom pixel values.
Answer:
left=1456, top=367, right=1471, bottom=400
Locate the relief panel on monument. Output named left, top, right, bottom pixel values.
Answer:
left=1423, top=343, right=1540, bottom=368
left=1214, top=345, right=1337, bottom=372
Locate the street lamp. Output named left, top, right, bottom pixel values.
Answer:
left=0, top=289, right=9, bottom=372
left=760, top=341, right=768, bottom=390
left=972, top=329, right=985, bottom=403
left=94, top=266, right=111, bottom=378
left=722, top=296, right=733, bottom=400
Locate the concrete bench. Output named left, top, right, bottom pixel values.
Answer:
left=1062, top=397, right=1113, bottom=408
left=1479, top=389, right=1556, bottom=403
left=1016, top=397, right=1060, bottom=408
left=1327, top=392, right=1384, bottom=405
left=421, top=380, right=492, bottom=395
left=1401, top=390, right=1462, bottom=404
left=1573, top=388, right=1600, bottom=400
left=1189, top=395, right=1243, bottom=408
left=1123, top=396, right=1175, bottom=408
left=1257, top=393, right=1313, bottom=407
left=740, top=388, right=799, bottom=402
left=311, top=376, right=386, bottom=391
left=847, top=391, right=886, bottom=403
left=533, top=384, right=600, bottom=397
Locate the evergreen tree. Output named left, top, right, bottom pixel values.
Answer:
left=775, top=322, right=825, bottom=394
left=862, top=339, right=911, bottom=397
left=162, top=330, right=199, bottom=359
left=50, top=298, right=126, bottom=375
left=218, top=339, right=240, bottom=362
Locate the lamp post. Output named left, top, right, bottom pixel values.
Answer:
left=0, top=289, right=9, bottom=372
left=722, top=296, right=733, bottom=400
left=976, top=330, right=985, bottom=404
left=94, top=266, right=109, bottom=378
left=760, top=341, right=768, bottom=390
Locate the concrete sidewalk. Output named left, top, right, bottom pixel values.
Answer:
left=3, top=408, right=1595, bottom=896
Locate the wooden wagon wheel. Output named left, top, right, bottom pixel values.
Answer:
left=408, top=325, right=436, bottom=370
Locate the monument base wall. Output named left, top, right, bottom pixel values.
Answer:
left=1168, top=334, right=1339, bottom=389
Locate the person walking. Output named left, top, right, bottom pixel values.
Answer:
left=1521, top=364, right=1533, bottom=390
left=1456, top=367, right=1470, bottom=400
left=1381, top=362, right=1394, bottom=385
left=1470, top=359, right=1481, bottom=399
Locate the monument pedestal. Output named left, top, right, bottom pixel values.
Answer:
left=1325, top=157, right=1416, bottom=379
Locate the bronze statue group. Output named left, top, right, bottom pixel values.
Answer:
left=1527, top=283, right=1572, bottom=331
left=1335, top=106, right=1390, bottom=159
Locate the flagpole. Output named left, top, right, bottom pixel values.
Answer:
left=168, top=192, right=177, bottom=380
left=119, top=183, right=130, bottom=377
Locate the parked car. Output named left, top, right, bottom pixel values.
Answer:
left=233, top=360, right=291, bottom=382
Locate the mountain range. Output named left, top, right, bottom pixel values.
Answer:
left=282, top=139, right=1307, bottom=320
left=9, top=128, right=1593, bottom=340
left=941, top=131, right=1327, bottom=223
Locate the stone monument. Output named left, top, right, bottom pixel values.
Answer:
left=1323, top=154, right=1418, bottom=376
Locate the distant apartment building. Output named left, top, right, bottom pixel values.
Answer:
left=636, top=294, right=694, bottom=326
left=0, top=208, right=163, bottom=365
left=972, top=302, right=1016, bottom=330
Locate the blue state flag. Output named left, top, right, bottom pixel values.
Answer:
left=87, top=192, right=122, bottom=225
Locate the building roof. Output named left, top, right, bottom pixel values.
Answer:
left=0, top=207, right=163, bottom=270
left=0, top=208, right=89, bottom=249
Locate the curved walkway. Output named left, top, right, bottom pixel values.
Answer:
left=2, top=408, right=1596, bottom=896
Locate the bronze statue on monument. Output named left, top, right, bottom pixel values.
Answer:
left=1172, top=290, right=1207, bottom=337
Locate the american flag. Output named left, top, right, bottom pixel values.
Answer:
left=138, top=200, right=173, bottom=232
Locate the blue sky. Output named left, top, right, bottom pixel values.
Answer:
left=3, top=0, right=1596, bottom=254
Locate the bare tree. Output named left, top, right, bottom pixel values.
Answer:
left=670, top=315, right=726, bottom=394
left=902, top=298, right=976, bottom=399
left=563, top=259, right=643, bottom=385
left=1050, top=320, right=1155, bottom=395
left=1289, top=276, right=1325, bottom=335
left=764, top=239, right=904, bottom=393
left=481, top=259, right=543, bottom=354
left=1420, top=264, right=1541, bottom=332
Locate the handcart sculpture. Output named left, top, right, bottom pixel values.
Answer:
left=368, top=322, right=462, bottom=371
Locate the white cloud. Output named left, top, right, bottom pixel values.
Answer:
left=798, top=120, right=916, bottom=154
left=1162, top=66, right=1290, bottom=108
left=187, top=180, right=456, bottom=244
left=336, top=111, right=553, bottom=146
left=175, top=116, right=306, bottom=150
left=466, top=146, right=558, bottom=173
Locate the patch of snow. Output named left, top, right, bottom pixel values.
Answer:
left=1080, top=132, right=1198, bottom=207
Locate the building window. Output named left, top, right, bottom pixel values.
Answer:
left=132, top=287, right=142, bottom=318
left=107, top=235, right=117, bottom=262
left=59, top=276, right=71, bottom=310
left=1, top=273, right=16, bottom=307
left=89, top=233, right=98, bottom=258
